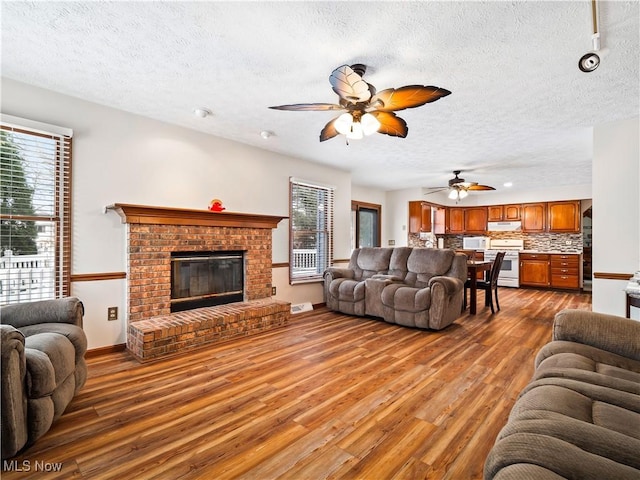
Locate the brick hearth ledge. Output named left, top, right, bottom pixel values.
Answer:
left=127, top=299, right=291, bottom=362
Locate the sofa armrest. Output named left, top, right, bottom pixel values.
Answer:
left=552, top=309, right=640, bottom=362
left=428, top=275, right=464, bottom=295
left=323, top=268, right=355, bottom=282
left=1, top=325, right=28, bottom=459
left=0, top=297, right=84, bottom=329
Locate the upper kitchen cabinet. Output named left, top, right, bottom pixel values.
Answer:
left=445, top=207, right=465, bottom=234
left=464, top=207, right=488, bottom=234
left=408, top=201, right=432, bottom=233
left=547, top=200, right=581, bottom=233
left=488, top=204, right=521, bottom=222
left=522, top=203, right=546, bottom=232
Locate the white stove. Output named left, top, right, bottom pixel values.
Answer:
left=484, top=239, right=524, bottom=287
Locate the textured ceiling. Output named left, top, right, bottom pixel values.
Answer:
left=2, top=1, right=639, bottom=193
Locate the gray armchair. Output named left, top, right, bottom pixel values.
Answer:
left=1, top=297, right=87, bottom=459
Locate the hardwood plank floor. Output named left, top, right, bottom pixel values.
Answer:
left=2, top=288, right=592, bottom=480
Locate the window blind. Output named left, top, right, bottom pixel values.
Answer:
left=289, top=177, right=335, bottom=284
left=0, top=119, right=72, bottom=304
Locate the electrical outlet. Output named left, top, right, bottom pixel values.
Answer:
left=388, top=240, right=396, bottom=246
left=107, top=307, right=118, bottom=321
left=271, top=286, right=277, bottom=296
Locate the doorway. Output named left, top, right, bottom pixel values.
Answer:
left=583, top=206, right=592, bottom=291
left=351, top=201, right=381, bottom=250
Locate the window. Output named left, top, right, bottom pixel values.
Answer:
left=351, top=201, right=381, bottom=250
left=289, top=177, right=334, bottom=283
left=0, top=115, right=73, bottom=304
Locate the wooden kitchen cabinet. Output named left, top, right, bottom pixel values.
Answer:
left=464, top=207, right=488, bottom=234
left=408, top=201, right=432, bottom=234
left=550, top=254, right=581, bottom=289
left=487, top=205, right=503, bottom=222
left=522, top=203, right=546, bottom=232
left=488, top=204, right=521, bottom=221
left=445, top=208, right=465, bottom=234
left=520, top=253, right=550, bottom=287
left=548, top=201, right=581, bottom=233
left=504, top=204, right=521, bottom=221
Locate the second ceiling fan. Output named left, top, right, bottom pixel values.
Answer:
left=269, top=64, right=451, bottom=142
left=426, top=170, right=496, bottom=201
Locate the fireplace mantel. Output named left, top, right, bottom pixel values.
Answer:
left=106, top=203, right=286, bottom=229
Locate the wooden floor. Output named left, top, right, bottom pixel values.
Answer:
left=3, top=288, right=591, bottom=480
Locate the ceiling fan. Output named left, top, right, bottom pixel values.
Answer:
left=425, top=170, right=496, bottom=202
left=269, top=64, right=451, bottom=142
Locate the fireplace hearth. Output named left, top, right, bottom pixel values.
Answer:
left=107, top=203, right=290, bottom=361
left=171, top=251, right=245, bottom=312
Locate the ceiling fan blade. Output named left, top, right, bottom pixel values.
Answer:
left=370, top=86, right=451, bottom=112
left=467, top=184, right=496, bottom=191
left=319, top=118, right=340, bottom=142
left=269, top=103, right=345, bottom=111
left=424, top=187, right=448, bottom=195
left=329, top=65, right=372, bottom=104
left=370, top=111, right=408, bottom=137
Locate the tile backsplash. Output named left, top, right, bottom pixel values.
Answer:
left=409, top=231, right=583, bottom=253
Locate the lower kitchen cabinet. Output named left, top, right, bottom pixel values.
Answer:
left=550, top=254, right=581, bottom=289
left=520, top=253, right=582, bottom=290
left=520, top=253, right=550, bottom=287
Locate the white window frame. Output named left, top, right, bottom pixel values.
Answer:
left=289, top=177, right=335, bottom=284
left=0, top=114, right=73, bottom=304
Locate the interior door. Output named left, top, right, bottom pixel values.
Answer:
left=351, top=201, right=381, bottom=249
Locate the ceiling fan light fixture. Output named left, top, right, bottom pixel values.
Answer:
left=459, top=189, right=469, bottom=199
left=346, top=121, right=364, bottom=140
left=448, top=189, right=459, bottom=200
left=334, top=113, right=354, bottom=135
left=361, top=113, right=381, bottom=136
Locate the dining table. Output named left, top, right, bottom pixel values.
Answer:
left=466, top=260, right=493, bottom=315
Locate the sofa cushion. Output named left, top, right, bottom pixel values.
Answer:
left=329, top=278, right=366, bottom=302
left=387, top=247, right=412, bottom=280
left=534, top=352, right=640, bottom=396
left=504, top=384, right=640, bottom=464
left=536, top=340, right=640, bottom=375
left=381, top=284, right=431, bottom=312
left=24, top=333, right=75, bottom=398
left=404, top=248, right=455, bottom=287
left=351, top=248, right=393, bottom=280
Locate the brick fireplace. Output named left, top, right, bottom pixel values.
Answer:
left=107, top=204, right=290, bottom=360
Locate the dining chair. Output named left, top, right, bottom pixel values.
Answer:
left=464, top=251, right=506, bottom=314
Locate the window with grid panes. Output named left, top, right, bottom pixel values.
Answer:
left=289, top=177, right=334, bottom=283
left=0, top=116, right=72, bottom=304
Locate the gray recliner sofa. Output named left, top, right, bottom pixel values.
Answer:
left=484, top=309, right=640, bottom=479
left=1, top=297, right=87, bottom=459
left=323, top=247, right=468, bottom=330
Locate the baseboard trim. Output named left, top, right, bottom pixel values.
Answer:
left=86, top=343, right=126, bottom=358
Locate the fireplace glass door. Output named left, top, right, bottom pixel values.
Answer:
left=171, top=251, right=244, bottom=312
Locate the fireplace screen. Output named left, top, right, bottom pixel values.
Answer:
left=170, top=251, right=244, bottom=312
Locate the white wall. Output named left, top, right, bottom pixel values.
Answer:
left=592, top=116, right=640, bottom=318
left=1, top=78, right=353, bottom=348
left=384, top=188, right=424, bottom=247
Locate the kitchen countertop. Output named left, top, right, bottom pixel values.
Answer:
left=519, top=250, right=583, bottom=255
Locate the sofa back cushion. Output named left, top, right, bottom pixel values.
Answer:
left=405, top=248, right=456, bottom=287
left=387, top=247, right=412, bottom=280
left=349, top=248, right=394, bottom=280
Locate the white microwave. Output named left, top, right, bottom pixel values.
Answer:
left=462, top=236, right=490, bottom=250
